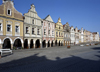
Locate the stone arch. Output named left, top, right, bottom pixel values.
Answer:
left=51, top=40, right=54, bottom=47
left=13, top=39, right=22, bottom=49
left=48, top=40, right=50, bottom=47
left=3, top=38, right=11, bottom=49
left=24, top=39, right=28, bottom=49
left=3, top=37, right=13, bottom=44
left=55, top=40, right=57, bottom=46
left=61, top=40, right=63, bottom=46
left=13, top=37, right=23, bottom=44
left=35, top=39, right=40, bottom=48
left=30, top=39, right=34, bottom=48
left=42, top=40, right=46, bottom=48
left=59, top=40, right=61, bottom=46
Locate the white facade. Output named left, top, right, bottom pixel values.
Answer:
left=70, top=26, right=75, bottom=44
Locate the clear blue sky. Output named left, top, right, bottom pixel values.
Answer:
left=0, top=0, right=100, bottom=34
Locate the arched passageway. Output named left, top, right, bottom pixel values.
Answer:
left=48, top=40, right=50, bottom=47
left=61, top=41, right=63, bottom=46
left=55, top=40, right=57, bottom=46
left=3, top=38, right=11, bottom=49
left=35, top=39, right=40, bottom=48
left=24, top=39, right=28, bottom=49
left=51, top=41, right=53, bottom=47
left=42, top=40, right=46, bottom=48
left=59, top=41, right=61, bottom=46
left=14, top=39, right=22, bottom=49
left=30, top=39, right=34, bottom=48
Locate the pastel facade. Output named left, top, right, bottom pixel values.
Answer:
left=70, top=26, right=75, bottom=44
left=0, top=0, right=24, bottom=49
left=92, top=32, right=99, bottom=42
left=24, top=4, right=42, bottom=49
left=55, top=18, right=64, bottom=46
left=74, top=27, right=79, bottom=44
left=63, top=22, right=71, bottom=46
left=80, top=28, right=84, bottom=43
left=42, top=15, right=55, bottom=48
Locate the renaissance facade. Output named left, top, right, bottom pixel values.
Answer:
left=0, top=0, right=99, bottom=49
left=0, top=0, right=24, bottom=49
left=24, top=4, right=42, bottom=49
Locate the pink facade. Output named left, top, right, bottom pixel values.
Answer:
left=42, top=15, right=55, bottom=47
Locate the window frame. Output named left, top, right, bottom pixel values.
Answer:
left=7, top=9, right=11, bottom=16
left=7, top=24, right=11, bottom=32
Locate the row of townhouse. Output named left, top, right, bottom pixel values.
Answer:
left=0, top=0, right=99, bottom=49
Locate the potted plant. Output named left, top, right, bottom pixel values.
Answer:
left=67, top=46, right=71, bottom=49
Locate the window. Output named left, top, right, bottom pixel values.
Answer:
left=0, top=23, right=1, bottom=31
left=44, top=29, right=46, bottom=35
left=48, top=23, right=50, bottom=27
left=26, top=27, right=29, bottom=33
left=32, top=28, right=34, bottom=34
left=32, top=19, right=34, bottom=24
left=7, top=9, right=11, bottom=15
left=59, top=27, right=60, bottom=29
left=7, top=25, right=11, bottom=32
left=37, top=29, right=39, bottom=35
left=59, top=32, right=60, bottom=36
left=15, top=26, right=19, bottom=33
left=48, top=30, right=50, bottom=35
left=52, top=31, right=54, bottom=36
left=56, top=32, right=58, bottom=35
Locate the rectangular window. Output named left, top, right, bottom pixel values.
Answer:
left=48, top=23, right=50, bottom=27
left=15, top=26, right=19, bottom=32
left=0, top=23, right=1, bottom=31
left=32, top=19, right=34, bottom=24
left=37, top=29, right=39, bottom=35
left=44, top=29, right=46, bottom=35
left=48, top=30, right=50, bottom=35
left=59, top=32, right=60, bottom=36
left=32, top=28, right=34, bottom=34
left=7, top=25, right=11, bottom=32
left=7, top=9, right=11, bottom=15
left=52, top=31, right=54, bottom=36
left=26, top=27, right=28, bottom=33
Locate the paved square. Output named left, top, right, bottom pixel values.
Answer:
left=0, top=45, right=100, bottom=72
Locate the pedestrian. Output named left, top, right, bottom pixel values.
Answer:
left=0, top=55, right=1, bottom=58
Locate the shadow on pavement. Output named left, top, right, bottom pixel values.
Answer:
left=0, top=47, right=100, bottom=72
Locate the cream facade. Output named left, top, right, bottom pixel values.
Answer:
left=63, top=22, right=70, bottom=46
left=0, top=0, right=24, bottom=49
left=74, top=27, right=79, bottom=44
left=70, top=26, right=75, bottom=44
left=24, top=4, right=42, bottom=49
left=55, top=18, right=64, bottom=46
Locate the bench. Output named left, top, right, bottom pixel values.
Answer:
left=0, top=49, right=12, bottom=56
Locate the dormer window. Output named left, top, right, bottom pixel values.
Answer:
left=7, top=9, right=11, bottom=15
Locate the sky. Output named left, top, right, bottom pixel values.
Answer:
left=0, top=0, right=100, bottom=34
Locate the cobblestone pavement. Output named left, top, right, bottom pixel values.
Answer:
left=0, top=45, right=100, bottom=72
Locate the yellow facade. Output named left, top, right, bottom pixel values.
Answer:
left=55, top=18, right=64, bottom=45
left=0, top=1, right=23, bottom=36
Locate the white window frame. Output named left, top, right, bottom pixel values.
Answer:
left=7, top=9, right=11, bottom=16
left=32, top=28, right=35, bottom=34
left=15, top=26, right=20, bottom=33
left=0, top=23, right=2, bottom=31
left=26, top=27, right=29, bottom=34
left=7, top=24, right=12, bottom=32
left=44, top=29, right=46, bottom=35
left=37, top=29, right=40, bottom=35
